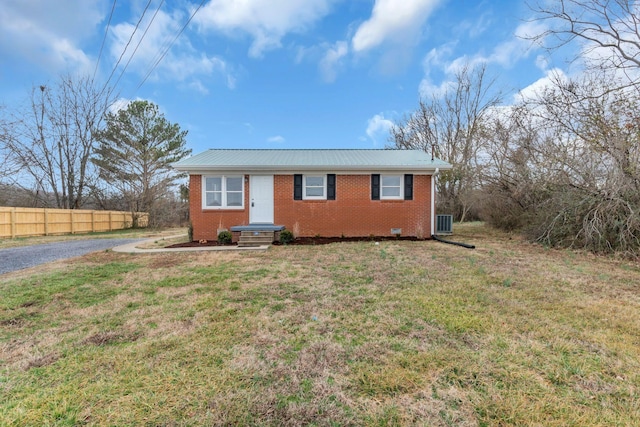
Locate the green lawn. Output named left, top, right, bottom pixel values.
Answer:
left=1, top=223, right=639, bottom=426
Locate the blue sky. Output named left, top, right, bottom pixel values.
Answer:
left=0, top=0, right=569, bottom=154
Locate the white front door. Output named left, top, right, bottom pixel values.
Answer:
left=249, top=175, right=274, bottom=224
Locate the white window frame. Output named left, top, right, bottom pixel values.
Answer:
left=380, top=174, right=403, bottom=200
left=202, top=175, right=244, bottom=209
left=303, top=175, right=326, bottom=200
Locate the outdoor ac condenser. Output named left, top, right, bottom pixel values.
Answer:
left=436, top=214, right=453, bottom=235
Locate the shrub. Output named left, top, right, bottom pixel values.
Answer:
left=188, top=222, right=194, bottom=241
left=280, top=230, right=294, bottom=244
left=217, top=230, right=232, bottom=244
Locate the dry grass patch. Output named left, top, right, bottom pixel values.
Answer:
left=1, top=222, right=640, bottom=425
left=134, top=233, right=189, bottom=249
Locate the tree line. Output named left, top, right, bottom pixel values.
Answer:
left=392, top=0, right=640, bottom=256
left=0, top=77, right=190, bottom=227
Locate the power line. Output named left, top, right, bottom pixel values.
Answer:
left=93, top=0, right=118, bottom=81
left=101, top=0, right=154, bottom=96
left=136, top=0, right=206, bottom=91
left=111, top=0, right=165, bottom=91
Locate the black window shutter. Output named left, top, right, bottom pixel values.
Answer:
left=294, top=174, right=303, bottom=200
left=371, top=174, right=380, bottom=200
left=404, top=174, right=413, bottom=200
left=327, top=174, right=336, bottom=200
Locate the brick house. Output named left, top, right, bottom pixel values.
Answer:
left=172, top=149, right=451, bottom=243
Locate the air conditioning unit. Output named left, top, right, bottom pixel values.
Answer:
left=436, top=215, right=453, bottom=235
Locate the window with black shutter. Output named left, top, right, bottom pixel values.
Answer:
left=327, top=174, right=336, bottom=200
left=371, top=174, right=380, bottom=200
left=404, top=174, right=413, bottom=200
left=294, top=174, right=303, bottom=200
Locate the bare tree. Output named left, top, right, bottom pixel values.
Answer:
left=478, top=105, right=545, bottom=230
left=0, top=75, right=113, bottom=208
left=391, top=62, right=502, bottom=221
left=0, top=106, right=18, bottom=184
left=529, top=0, right=640, bottom=90
left=527, top=72, right=640, bottom=252
left=481, top=70, right=640, bottom=255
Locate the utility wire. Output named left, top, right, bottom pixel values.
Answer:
left=111, top=0, right=165, bottom=91
left=101, top=0, right=153, bottom=97
left=93, top=0, right=118, bottom=81
left=136, top=0, right=206, bottom=91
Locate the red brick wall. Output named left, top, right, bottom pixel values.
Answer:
left=189, top=175, right=250, bottom=241
left=274, top=174, right=431, bottom=237
left=189, top=174, right=432, bottom=241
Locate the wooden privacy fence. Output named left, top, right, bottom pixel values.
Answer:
left=0, top=207, right=149, bottom=239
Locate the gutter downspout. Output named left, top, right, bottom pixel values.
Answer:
left=431, top=168, right=439, bottom=236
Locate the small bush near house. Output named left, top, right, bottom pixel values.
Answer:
left=188, top=222, right=194, bottom=242
left=217, top=230, right=232, bottom=244
left=279, top=229, right=294, bottom=244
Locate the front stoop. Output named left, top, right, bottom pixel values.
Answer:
left=237, top=230, right=275, bottom=247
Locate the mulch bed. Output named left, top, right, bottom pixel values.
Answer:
left=167, top=240, right=233, bottom=248
left=167, top=236, right=428, bottom=248
left=274, top=236, right=427, bottom=245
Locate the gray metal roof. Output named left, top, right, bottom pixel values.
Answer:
left=173, top=149, right=451, bottom=172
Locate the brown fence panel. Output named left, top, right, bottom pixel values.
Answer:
left=0, top=209, right=10, bottom=237
left=0, top=207, right=148, bottom=239
left=47, top=209, right=72, bottom=235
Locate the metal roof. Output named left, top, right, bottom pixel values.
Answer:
left=172, top=149, right=451, bottom=172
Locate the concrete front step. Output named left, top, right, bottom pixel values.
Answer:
left=240, top=230, right=274, bottom=237
left=239, top=237, right=274, bottom=243
left=238, top=230, right=275, bottom=247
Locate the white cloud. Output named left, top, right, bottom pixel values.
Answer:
left=366, top=113, right=394, bottom=146
left=535, top=54, right=550, bottom=71
left=108, top=97, right=149, bottom=114
left=419, top=45, right=458, bottom=98
left=468, top=13, right=492, bottom=38
left=514, top=68, right=568, bottom=103
left=187, top=80, right=209, bottom=95
left=0, top=0, right=101, bottom=73
left=108, top=98, right=131, bottom=114
left=423, top=45, right=455, bottom=69
left=419, top=78, right=456, bottom=99
left=452, top=12, right=494, bottom=40
left=108, top=97, right=174, bottom=115
left=108, top=8, right=235, bottom=91
left=419, top=20, right=548, bottom=99
left=319, top=41, right=348, bottom=82
left=267, top=135, right=285, bottom=144
left=485, top=21, right=546, bottom=68
left=352, top=0, right=442, bottom=53
left=194, top=0, right=334, bottom=58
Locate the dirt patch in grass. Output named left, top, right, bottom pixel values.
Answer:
left=145, top=253, right=192, bottom=269
left=82, top=330, right=141, bottom=346
left=25, top=352, right=60, bottom=370
left=1, top=317, right=27, bottom=327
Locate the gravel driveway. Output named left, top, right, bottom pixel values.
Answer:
left=0, top=239, right=144, bottom=275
